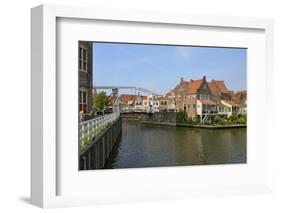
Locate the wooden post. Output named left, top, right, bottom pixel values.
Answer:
left=81, top=124, right=85, bottom=147
left=87, top=122, right=90, bottom=143
left=83, top=156, right=86, bottom=170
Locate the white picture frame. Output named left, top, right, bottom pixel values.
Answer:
left=31, top=4, right=274, bottom=208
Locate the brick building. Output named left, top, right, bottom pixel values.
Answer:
left=173, top=76, right=213, bottom=118
left=79, top=41, right=93, bottom=114
left=171, top=76, right=246, bottom=119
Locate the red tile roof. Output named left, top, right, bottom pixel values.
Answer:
left=230, top=90, right=247, bottom=105
left=186, top=79, right=203, bottom=93
left=212, top=80, right=228, bottom=92
left=119, top=94, right=147, bottom=102
left=207, top=82, right=220, bottom=94
left=208, top=80, right=229, bottom=94
left=169, top=77, right=233, bottom=97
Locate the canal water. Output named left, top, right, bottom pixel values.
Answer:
left=104, top=119, right=246, bottom=169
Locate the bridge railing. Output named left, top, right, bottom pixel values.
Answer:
left=80, top=112, right=120, bottom=149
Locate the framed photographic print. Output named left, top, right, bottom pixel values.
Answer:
left=78, top=42, right=247, bottom=171
left=31, top=4, right=274, bottom=208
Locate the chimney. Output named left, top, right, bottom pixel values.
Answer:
left=203, top=76, right=206, bottom=82
left=180, top=77, right=184, bottom=83
left=190, top=79, right=193, bottom=82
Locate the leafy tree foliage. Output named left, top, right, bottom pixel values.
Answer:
left=93, top=91, right=108, bottom=112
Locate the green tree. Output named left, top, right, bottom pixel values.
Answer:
left=93, top=91, right=108, bottom=112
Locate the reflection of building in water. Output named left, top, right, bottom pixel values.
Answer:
left=107, top=120, right=246, bottom=168
left=173, top=129, right=230, bottom=165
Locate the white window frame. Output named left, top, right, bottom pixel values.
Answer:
left=79, top=89, right=88, bottom=105
left=79, top=46, right=88, bottom=72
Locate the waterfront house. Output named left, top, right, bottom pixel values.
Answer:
left=79, top=41, right=93, bottom=115
left=143, top=94, right=160, bottom=113
left=119, top=94, right=147, bottom=112
left=157, top=96, right=169, bottom=112
left=207, top=80, right=231, bottom=102
left=185, top=76, right=213, bottom=118
left=170, top=76, right=247, bottom=120
left=196, top=99, right=218, bottom=116
left=173, top=76, right=213, bottom=118
left=221, top=100, right=240, bottom=117
left=217, top=103, right=230, bottom=117
left=119, top=94, right=138, bottom=112
left=165, top=91, right=176, bottom=111
left=173, top=77, right=188, bottom=112
left=135, top=95, right=147, bottom=112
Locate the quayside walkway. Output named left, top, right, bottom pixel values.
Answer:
left=79, top=112, right=122, bottom=170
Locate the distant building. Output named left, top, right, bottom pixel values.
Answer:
left=173, top=76, right=213, bottom=118
left=117, top=94, right=170, bottom=113
left=79, top=41, right=93, bottom=114
left=171, top=76, right=247, bottom=119
left=230, top=90, right=247, bottom=115
left=157, top=96, right=169, bottom=112
left=119, top=94, right=147, bottom=112
left=165, top=91, right=176, bottom=111
left=185, top=76, right=213, bottom=118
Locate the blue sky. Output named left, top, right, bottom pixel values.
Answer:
left=92, top=42, right=246, bottom=95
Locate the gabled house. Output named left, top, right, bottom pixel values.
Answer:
left=173, top=77, right=188, bottom=112
left=157, top=96, right=169, bottom=112
left=119, top=94, right=147, bottom=112
left=185, top=76, right=213, bottom=118
left=208, top=80, right=231, bottom=102
left=119, top=94, right=137, bottom=110
left=143, top=95, right=160, bottom=113
left=170, top=76, right=247, bottom=120
left=173, top=76, right=214, bottom=118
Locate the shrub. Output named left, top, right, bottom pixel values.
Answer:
left=214, top=116, right=222, bottom=123
left=184, top=117, right=193, bottom=124
left=193, top=115, right=201, bottom=124
left=176, top=111, right=187, bottom=123
left=226, top=114, right=247, bottom=124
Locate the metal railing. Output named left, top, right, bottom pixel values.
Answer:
left=79, top=112, right=120, bottom=148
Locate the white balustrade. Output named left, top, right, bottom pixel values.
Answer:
left=79, top=112, right=120, bottom=147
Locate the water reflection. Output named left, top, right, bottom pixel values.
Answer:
left=104, top=120, right=246, bottom=169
